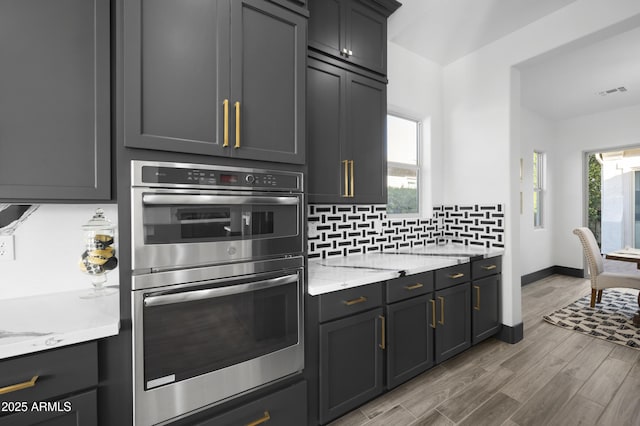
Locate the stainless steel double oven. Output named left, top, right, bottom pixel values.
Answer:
left=130, top=161, right=304, bottom=425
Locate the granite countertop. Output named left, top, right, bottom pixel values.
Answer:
left=0, top=289, right=120, bottom=360
left=308, top=243, right=503, bottom=296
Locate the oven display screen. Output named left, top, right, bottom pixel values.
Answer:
left=220, top=174, right=238, bottom=184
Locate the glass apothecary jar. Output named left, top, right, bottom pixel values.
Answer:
left=79, top=208, right=117, bottom=297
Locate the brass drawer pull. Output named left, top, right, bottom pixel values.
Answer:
left=438, top=296, right=445, bottom=325
left=0, top=375, right=39, bottom=395
left=246, top=411, right=271, bottom=426
left=342, top=160, right=349, bottom=197
left=474, top=285, right=481, bottom=311
left=430, top=299, right=436, bottom=328
left=343, top=296, right=367, bottom=306
left=349, top=160, right=354, bottom=198
left=222, top=99, right=229, bottom=147
left=481, top=264, right=497, bottom=270
left=379, top=315, right=386, bottom=350
left=448, top=273, right=464, bottom=279
left=404, top=283, right=424, bottom=291
left=234, top=101, right=241, bottom=149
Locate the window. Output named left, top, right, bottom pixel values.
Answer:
left=387, top=114, right=420, bottom=215
left=533, top=151, right=544, bottom=227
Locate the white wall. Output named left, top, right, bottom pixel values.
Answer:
left=387, top=42, right=443, bottom=214
left=554, top=104, right=640, bottom=269
left=0, top=204, right=119, bottom=300
left=442, top=0, right=640, bottom=327
left=519, top=108, right=555, bottom=276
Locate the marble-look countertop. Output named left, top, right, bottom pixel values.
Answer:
left=0, top=289, right=120, bottom=360
left=308, top=244, right=503, bottom=296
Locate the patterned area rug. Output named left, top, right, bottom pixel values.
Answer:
left=543, top=290, right=640, bottom=350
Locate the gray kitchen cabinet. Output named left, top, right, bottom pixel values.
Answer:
left=316, top=283, right=384, bottom=424
left=307, top=58, right=386, bottom=204
left=472, top=256, right=502, bottom=344
left=386, top=294, right=434, bottom=389
left=308, top=0, right=399, bottom=75
left=0, top=342, right=98, bottom=425
left=385, top=272, right=435, bottom=389
left=196, top=381, right=307, bottom=426
left=0, top=0, right=110, bottom=201
left=124, top=0, right=306, bottom=164
left=319, top=307, right=384, bottom=424
left=434, top=283, right=472, bottom=363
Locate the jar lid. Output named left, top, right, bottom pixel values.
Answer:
left=82, top=208, right=114, bottom=231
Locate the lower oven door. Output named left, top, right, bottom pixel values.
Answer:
left=132, top=268, right=304, bottom=425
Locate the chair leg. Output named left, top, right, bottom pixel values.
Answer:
left=590, top=289, right=597, bottom=308
left=597, top=290, right=603, bottom=303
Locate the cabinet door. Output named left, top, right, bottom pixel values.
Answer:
left=123, top=0, right=230, bottom=156
left=386, top=295, right=434, bottom=389
left=0, top=390, right=96, bottom=426
left=348, top=73, right=387, bottom=204
left=346, top=0, right=386, bottom=74
left=0, top=0, right=110, bottom=200
left=307, top=59, right=347, bottom=202
left=319, top=308, right=384, bottom=424
left=229, top=0, right=306, bottom=164
left=435, top=284, right=471, bottom=363
left=472, top=275, right=501, bottom=344
left=308, top=0, right=345, bottom=59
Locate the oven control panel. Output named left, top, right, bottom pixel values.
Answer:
left=134, top=161, right=302, bottom=192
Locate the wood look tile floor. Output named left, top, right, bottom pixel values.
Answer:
left=329, top=273, right=640, bottom=426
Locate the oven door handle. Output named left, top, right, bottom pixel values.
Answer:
left=142, top=194, right=299, bottom=206
left=143, top=274, right=299, bottom=307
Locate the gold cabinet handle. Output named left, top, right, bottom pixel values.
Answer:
left=379, top=315, right=385, bottom=350
left=349, top=160, right=354, bottom=197
left=448, top=273, right=464, bottom=279
left=430, top=299, right=436, bottom=328
left=438, top=296, right=445, bottom=325
left=404, top=283, right=424, bottom=291
left=234, top=101, right=241, bottom=148
left=343, top=296, right=367, bottom=306
left=474, top=285, right=481, bottom=311
left=481, top=264, right=497, bottom=270
left=342, top=160, right=349, bottom=197
left=0, top=375, right=39, bottom=395
left=223, top=99, right=229, bottom=147
left=246, top=411, right=271, bottom=426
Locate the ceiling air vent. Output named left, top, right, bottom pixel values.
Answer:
left=598, top=86, right=628, bottom=96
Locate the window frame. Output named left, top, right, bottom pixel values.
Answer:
left=533, top=150, right=545, bottom=228
left=386, top=113, right=421, bottom=217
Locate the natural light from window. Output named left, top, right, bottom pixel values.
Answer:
left=387, top=114, right=420, bottom=215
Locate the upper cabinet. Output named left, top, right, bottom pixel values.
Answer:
left=0, top=0, right=111, bottom=201
left=307, top=59, right=386, bottom=204
left=308, top=0, right=400, bottom=75
left=123, top=0, right=307, bottom=164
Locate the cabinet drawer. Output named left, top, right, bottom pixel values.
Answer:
left=435, top=263, right=471, bottom=290
left=386, top=272, right=434, bottom=303
left=0, top=389, right=96, bottom=426
left=0, top=342, right=97, bottom=405
left=472, top=256, right=502, bottom=280
left=319, top=282, right=382, bottom=323
left=199, top=381, right=306, bottom=426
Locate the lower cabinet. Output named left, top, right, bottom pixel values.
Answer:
left=319, top=308, right=384, bottom=425
left=472, top=274, right=501, bottom=344
left=434, top=283, right=472, bottom=363
left=0, top=342, right=98, bottom=425
left=0, top=390, right=96, bottom=426
left=386, top=295, right=434, bottom=389
left=197, top=381, right=307, bottom=426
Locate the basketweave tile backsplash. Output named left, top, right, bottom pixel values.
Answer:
left=307, top=204, right=504, bottom=259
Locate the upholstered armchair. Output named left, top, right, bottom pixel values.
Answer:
left=573, top=227, right=640, bottom=308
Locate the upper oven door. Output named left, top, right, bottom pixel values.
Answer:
left=132, top=188, right=303, bottom=272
